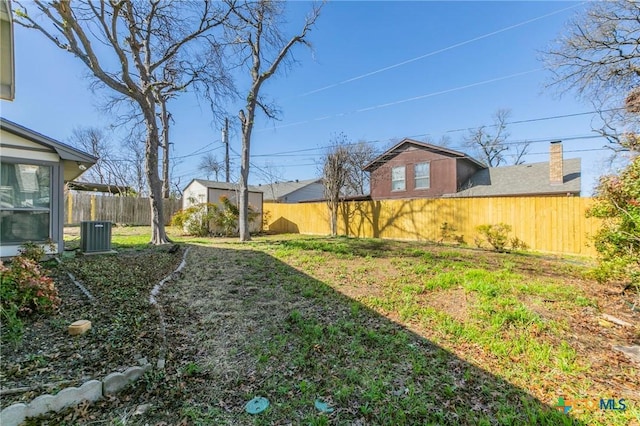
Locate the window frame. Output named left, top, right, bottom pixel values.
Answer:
left=0, top=157, right=57, bottom=245
left=391, top=165, right=406, bottom=192
left=414, top=162, right=431, bottom=189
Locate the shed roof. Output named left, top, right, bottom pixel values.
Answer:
left=450, top=158, right=581, bottom=197
left=187, top=179, right=263, bottom=193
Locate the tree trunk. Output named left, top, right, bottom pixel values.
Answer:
left=143, top=102, right=171, bottom=244
left=329, top=202, right=338, bottom=236
left=160, top=98, right=170, bottom=199
left=238, top=104, right=256, bottom=242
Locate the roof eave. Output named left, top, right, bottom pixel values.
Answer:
left=0, top=118, right=98, bottom=164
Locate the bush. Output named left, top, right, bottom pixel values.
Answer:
left=0, top=242, right=60, bottom=343
left=587, top=156, right=640, bottom=292
left=476, top=223, right=512, bottom=252
left=171, top=202, right=218, bottom=237
left=439, top=222, right=464, bottom=244
left=171, top=196, right=259, bottom=237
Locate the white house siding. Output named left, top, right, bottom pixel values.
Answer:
left=182, top=181, right=208, bottom=209
left=0, top=129, right=59, bottom=162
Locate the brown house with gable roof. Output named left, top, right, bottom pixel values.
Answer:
left=363, top=139, right=580, bottom=200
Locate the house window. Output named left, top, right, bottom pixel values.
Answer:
left=391, top=166, right=405, bottom=191
left=0, top=162, right=52, bottom=244
left=414, top=162, right=430, bottom=189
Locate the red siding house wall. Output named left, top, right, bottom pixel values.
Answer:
left=369, top=147, right=458, bottom=199
left=364, top=139, right=486, bottom=200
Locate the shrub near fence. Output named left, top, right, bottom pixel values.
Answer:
left=65, top=193, right=182, bottom=226
left=264, top=197, right=602, bottom=257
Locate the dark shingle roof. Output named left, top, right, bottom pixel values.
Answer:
left=450, top=158, right=581, bottom=197
left=363, top=138, right=486, bottom=171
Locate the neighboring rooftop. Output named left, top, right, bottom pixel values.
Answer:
left=363, top=138, right=486, bottom=172
left=255, top=178, right=323, bottom=201
left=451, top=158, right=581, bottom=198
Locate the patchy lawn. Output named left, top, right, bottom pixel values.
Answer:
left=2, top=227, right=638, bottom=425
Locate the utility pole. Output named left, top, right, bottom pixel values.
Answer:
left=223, top=118, right=230, bottom=183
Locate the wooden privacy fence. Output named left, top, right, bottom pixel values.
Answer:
left=65, top=193, right=182, bottom=226
left=264, top=197, right=602, bottom=257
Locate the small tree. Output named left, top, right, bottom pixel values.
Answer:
left=322, top=134, right=350, bottom=236
left=587, top=154, right=640, bottom=295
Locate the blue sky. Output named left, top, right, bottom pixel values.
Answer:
left=0, top=1, right=622, bottom=194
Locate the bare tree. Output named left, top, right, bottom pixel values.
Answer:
left=322, top=135, right=350, bottom=236
left=464, top=110, right=510, bottom=167
left=464, top=109, right=530, bottom=167
left=344, top=140, right=376, bottom=196
left=544, top=0, right=640, bottom=154
left=14, top=0, right=230, bottom=244
left=255, top=161, right=286, bottom=202
left=198, top=153, right=224, bottom=181
left=230, top=1, right=322, bottom=241
left=122, top=131, right=147, bottom=196
left=68, top=127, right=138, bottom=194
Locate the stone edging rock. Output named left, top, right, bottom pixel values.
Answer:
left=150, top=246, right=190, bottom=370
left=0, top=246, right=190, bottom=426
left=0, top=364, right=151, bottom=426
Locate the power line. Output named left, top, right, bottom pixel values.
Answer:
left=445, top=108, right=623, bottom=133
left=266, top=69, right=543, bottom=132
left=174, top=144, right=223, bottom=160
left=250, top=134, right=607, bottom=160
left=299, top=3, right=580, bottom=97
left=173, top=142, right=213, bottom=159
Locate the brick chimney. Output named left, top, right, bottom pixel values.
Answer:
left=549, top=141, right=563, bottom=185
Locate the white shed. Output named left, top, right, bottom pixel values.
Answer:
left=182, top=179, right=263, bottom=233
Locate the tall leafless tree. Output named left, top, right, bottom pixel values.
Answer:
left=14, top=0, right=231, bottom=244
left=464, top=109, right=530, bottom=167
left=198, top=152, right=224, bottom=181
left=544, top=0, right=640, bottom=154
left=229, top=0, right=322, bottom=241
